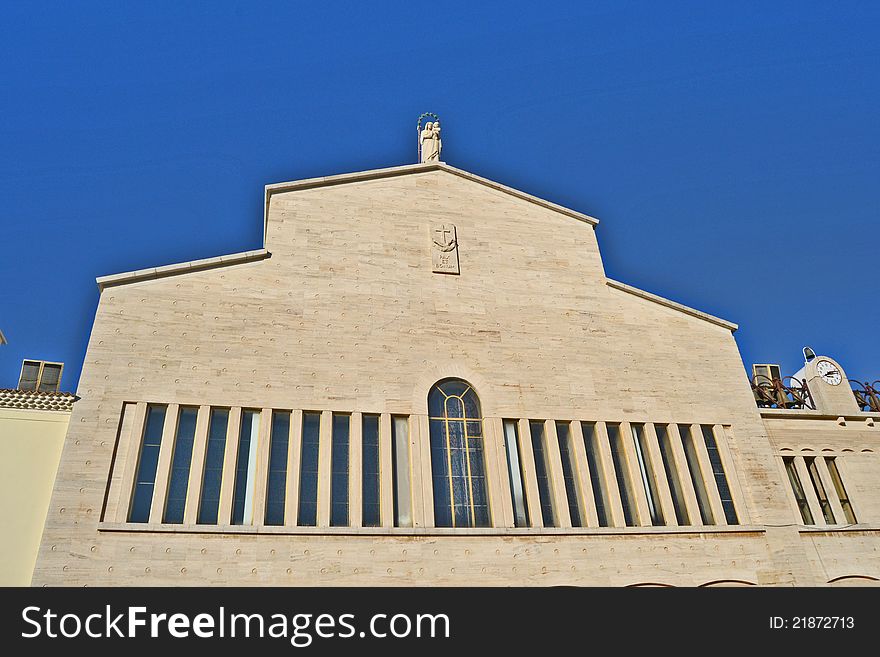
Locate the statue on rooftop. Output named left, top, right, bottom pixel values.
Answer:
left=418, top=114, right=442, bottom=163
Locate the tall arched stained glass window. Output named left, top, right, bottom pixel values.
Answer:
left=428, top=379, right=490, bottom=528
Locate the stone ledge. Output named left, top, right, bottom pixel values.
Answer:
left=759, top=408, right=880, bottom=420
left=606, top=278, right=738, bottom=332
left=798, top=524, right=880, bottom=534
left=96, top=249, right=271, bottom=291
left=98, top=522, right=766, bottom=537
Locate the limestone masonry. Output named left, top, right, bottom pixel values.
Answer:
left=33, top=158, right=880, bottom=586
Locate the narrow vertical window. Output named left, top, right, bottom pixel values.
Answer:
left=37, top=363, right=63, bottom=393
left=331, top=414, right=351, bottom=527
left=805, top=457, right=835, bottom=524
left=361, top=414, right=381, bottom=527
left=231, top=410, right=260, bottom=525
left=297, top=412, right=321, bottom=527
left=556, top=421, right=583, bottom=527
left=631, top=423, right=664, bottom=526
left=825, top=458, right=856, bottom=524
left=163, top=406, right=198, bottom=524
left=429, top=380, right=490, bottom=528
left=391, top=416, right=413, bottom=527
left=18, top=360, right=41, bottom=391
left=607, top=423, right=638, bottom=526
left=581, top=422, right=609, bottom=527
left=678, top=424, right=714, bottom=525
left=197, top=408, right=228, bottom=525
left=264, top=410, right=290, bottom=526
left=783, top=456, right=814, bottom=524
left=503, top=420, right=530, bottom=528
left=17, top=359, right=63, bottom=393
left=701, top=425, right=738, bottom=524
left=655, top=424, right=689, bottom=525
left=129, top=405, right=166, bottom=523
left=529, top=420, right=555, bottom=527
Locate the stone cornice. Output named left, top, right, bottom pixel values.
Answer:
left=96, top=249, right=271, bottom=292
left=606, top=278, right=738, bottom=332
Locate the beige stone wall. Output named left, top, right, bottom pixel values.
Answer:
left=0, top=407, right=69, bottom=585
left=764, top=414, right=880, bottom=527
left=32, top=166, right=879, bottom=585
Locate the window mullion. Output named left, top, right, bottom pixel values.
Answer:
left=463, top=414, right=476, bottom=527
left=814, top=456, right=846, bottom=525
left=643, top=423, right=676, bottom=526
left=149, top=404, right=179, bottom=523
left=349, top=412, right=363, bottom=528
left=378, top=413, right=394, bottom=528
left=114, top=402, right=146, bottom=523
left=443, top=415, right=455, bottom=528
left=543, top=419, right=572, bottom=528
left=182, top=405, right=211, bottom=525
left=218, top=407, right=242, bottom=524
left=793, top=456, right=825, bottom=526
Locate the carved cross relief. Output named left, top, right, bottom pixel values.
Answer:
left=431, top=223, right=459, bottom=274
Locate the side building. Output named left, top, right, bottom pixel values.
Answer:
left=32, top=157, right=880, bottom=586
left=1, top=360, right=77, bottom=585
left=752, top=355, right=880, bottom=585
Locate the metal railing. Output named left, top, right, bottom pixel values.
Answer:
left=751, top=375, right=815, bottom=410
left=851, top=380, right=880, bottom=413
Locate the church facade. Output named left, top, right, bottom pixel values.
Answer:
left=33, top=153, right=880, bottom=586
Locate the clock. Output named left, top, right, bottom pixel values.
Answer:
left=816, top=360, right=842, bottom=386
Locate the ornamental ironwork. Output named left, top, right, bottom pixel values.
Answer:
left=851, top=380, right=880, bottom=413
left=751, top=374, right=815, bottom=410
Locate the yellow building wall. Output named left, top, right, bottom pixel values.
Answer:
left=0, top=407, right=69, bottom=585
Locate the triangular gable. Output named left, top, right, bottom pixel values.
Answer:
left=262, top=161, right=599, bottom=242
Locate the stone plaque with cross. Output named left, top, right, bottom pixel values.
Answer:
left=431, top=223, right=460, bottom=274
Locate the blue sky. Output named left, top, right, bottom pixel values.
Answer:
left=1, top=1, right=877, bottom=391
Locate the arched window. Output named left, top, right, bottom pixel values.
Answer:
left=428, top=379, right=490, bottom=527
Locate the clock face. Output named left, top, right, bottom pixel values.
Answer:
left=816, top=360, right=842, bottom=386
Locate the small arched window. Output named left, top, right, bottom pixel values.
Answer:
left=428, top=379, right=490, bottom=527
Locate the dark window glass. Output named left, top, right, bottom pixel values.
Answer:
left=19, top=361, right=40, bottom=391
left=265, top=411, right=290, bottom=526
left=163, top=407, right=198, bottom=524
left=231, top=410, right=259, bottom=525
left=197, top=409, right=228, bottom=524
left=38, top=363, right=62, bottom=393
left=429, top=418, right=452, bottom=528
left=297, top=412, right=321, bottom=526
left=701, top=425, right=738, bottom=524
left=678, top=424, right=714, bottom=525
left=530, top=421, right=555, bottom=527
left=468, top=425, right=490, bottom=527
left=362, top=415, right=381, bottom=527
left=503, top=420, right=529, bottom=527
left=429, top=379, right=489, bottom=528
left=556, top=422, right=582, bottom=527
left=783, top=456, right=814, bottom=524
left=607, top=423, right=638, bottom=527
left=331, top=414, right=350, bottom=527
left=825, top=458, right=856, bottom=524
left=655, top=424, right=689, bottom=525
left=129, top=405, right=167, bottom=523
left=581, top=423, right=609, bottom=527
left=449, top=419, right=470, bottom=527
